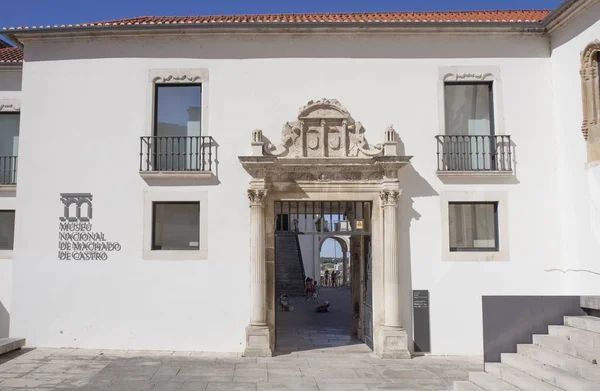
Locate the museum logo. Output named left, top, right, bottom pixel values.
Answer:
left=58, top=193, right=122, bottom=261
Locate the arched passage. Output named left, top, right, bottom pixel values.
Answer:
left=318, top=235, right=350, bottom=286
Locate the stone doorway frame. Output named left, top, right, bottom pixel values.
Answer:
left=239, top=98, right=413, bottom=358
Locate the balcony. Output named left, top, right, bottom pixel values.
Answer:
left=0, top=156, right=17, bottom=186
left=139, top=136, right=216, bottom=181
left=435, top=135, right=513, bottom=177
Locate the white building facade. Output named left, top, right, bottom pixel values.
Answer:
left=0, top=0, right=599, bottom=357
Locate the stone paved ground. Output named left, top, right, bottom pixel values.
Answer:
left=0, top=347, right=482, bottom=391
left=0, top=288, right=482, bottom=390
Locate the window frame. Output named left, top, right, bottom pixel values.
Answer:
left=0, top=210, right=15, bottom=251
left=152, top=83, right=202, bottom=137
left=151, top=201, right=200, bottom=251
left=438, top=66, right=505, bottom=139
left=448, top=201, right=499, bottom=252
left=145, top=69, right=210, bottom=140
left=443, top=81, right=496, bottom=137
left=440, top=191, right=509, bottom=262
left=143, top=189, right=208, bottom=261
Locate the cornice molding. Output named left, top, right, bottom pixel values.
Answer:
left=8, top=23, right=547, bottom=46
left=544, top=0, right=598, bottom=35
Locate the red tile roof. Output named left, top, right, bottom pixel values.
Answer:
left=0, top=47, right=22, bottom=63
left=3, top=9, right=551, bottom=31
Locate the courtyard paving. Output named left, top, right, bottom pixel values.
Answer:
left=0, top=347, right=482, bottom=391
left=0, top=288, right=482, bottom=390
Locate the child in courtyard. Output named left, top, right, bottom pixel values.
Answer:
left=305, top=277, right=313, bottom=300
left=311, top=280, right=319, bottom=303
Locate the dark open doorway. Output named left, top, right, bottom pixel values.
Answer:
left=273, top=201, right=373, bottom=355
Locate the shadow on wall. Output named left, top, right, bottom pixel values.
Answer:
left=23, top=34, right=549, bottom=62
left=0, top=300, right=9, bottom=338
left=397, top=160, right=439, bottom=352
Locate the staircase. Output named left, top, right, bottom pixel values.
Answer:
left=454, top=316, right=600, bottom=390
left=275, top=232, right=306, bottom=297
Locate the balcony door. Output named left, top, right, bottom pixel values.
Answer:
left=153, top=84, right=202, bottom=171
left=444, top=82, right=495, bottom=170
left=0, top=113, right=19, bottom=184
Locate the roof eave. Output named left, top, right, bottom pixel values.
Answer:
left=3, top=21, right=547, bottom=43
left=0, top=62, right=23, bottom=69
left=542, top=0, right=598, bottom=34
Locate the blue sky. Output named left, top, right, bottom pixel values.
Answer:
left=3, top=0, right=562, bottom=29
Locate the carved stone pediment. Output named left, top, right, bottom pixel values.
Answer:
left=240, top=99, right=412, bottom=184
left=257, top=98, right=386, bottom=159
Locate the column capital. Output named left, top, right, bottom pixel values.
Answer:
left=379, top=189, right=401, bottom=208
left=248, top=189, right=268, bottom=207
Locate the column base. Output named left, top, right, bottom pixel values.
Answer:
left=243, top=324, right=272, bottom=357
left=377, top=326, right=411, bottom=359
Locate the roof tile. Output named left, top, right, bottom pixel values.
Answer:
left=2, top=9, right=552, bottom=31
left=0, top=47, right=23, bottom=63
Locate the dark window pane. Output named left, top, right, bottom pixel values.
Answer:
left=0, top=114, right=19, bottom=156
left=155, top=85, right=201, bottom=137
left=444, top=83, right=492, bottom=136
left=449, top=202, right=498, bottom=251
left=0, top=211, right=15, bottom=250
left=152, top=202, right=200, bottom=250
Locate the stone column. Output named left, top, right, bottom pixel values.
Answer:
left=244, top=188, right=272, bottom=357
left=342, top=253, right=348, bottom=287
left=378, top=189, right=411, bottom=359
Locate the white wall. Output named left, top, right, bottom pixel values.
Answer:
left=550, top=1, right=600, bottom=294
left=0, top=66, right=20, bottom=338
left=298, top=234, right=315, bottom=280
left=11, top=32, right=566, bottom=354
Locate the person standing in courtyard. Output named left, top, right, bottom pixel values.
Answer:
left=324, top=270, right=330, bottom=287
left=331, top=270, right=337, bottom=288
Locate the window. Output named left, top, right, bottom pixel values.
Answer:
left=444, top=83, right=493, bottom=136
left=153, top=85, right=202, bottom=171
left=154, top=85, right=201, bottom=137
left=152, top=202, right=200, bottom=250
left=443, top=83, right=495, bottom=171
left=449, top=202, right=498, bottom=252
left=0, top=210, right=15, bottom=250
left=0, top=113, right=19, bottom=184
left=580, top=41, right=600, bottom=144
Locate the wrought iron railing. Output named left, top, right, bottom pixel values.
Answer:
left=139, top=136, right=215, bottom=172
left=435, top=135, right=512, bottom=172
left=0, top=156, right=17, bottom=185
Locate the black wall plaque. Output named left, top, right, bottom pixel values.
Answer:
left=413, top=290, right=430, bottom=353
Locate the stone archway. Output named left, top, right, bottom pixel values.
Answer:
left=240, top=98, right=412, bottom=358
left=318, top=235, right=350, bottom=286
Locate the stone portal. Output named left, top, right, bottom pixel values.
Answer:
left=239, top=98, right=412, bottom=358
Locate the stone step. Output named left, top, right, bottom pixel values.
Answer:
left=485, top=362, right=562, bottom=390
left=518, top=344, right=600, bottom=383
left=533, top=334, right=600, bottom=364
left=581, top=297, right=600, bottom=311
left=565, top=316, right=600, bottom=334
left=468, top=372, right=520, bottom=390
left=549, top=325, right=600, bottom=348
left=501, top=353, right=600, bottom=391
left=454, top=381, right=485, bottom=391
left=0, top=338, right=25, bottom=356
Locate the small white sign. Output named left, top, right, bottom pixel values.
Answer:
left=189, top=241, right=199, bottom=247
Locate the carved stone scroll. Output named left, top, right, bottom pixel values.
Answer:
left=260, top=98, right=385, bottom=158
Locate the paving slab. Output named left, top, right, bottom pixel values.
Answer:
left=0, top=346, right=481, bottom=390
